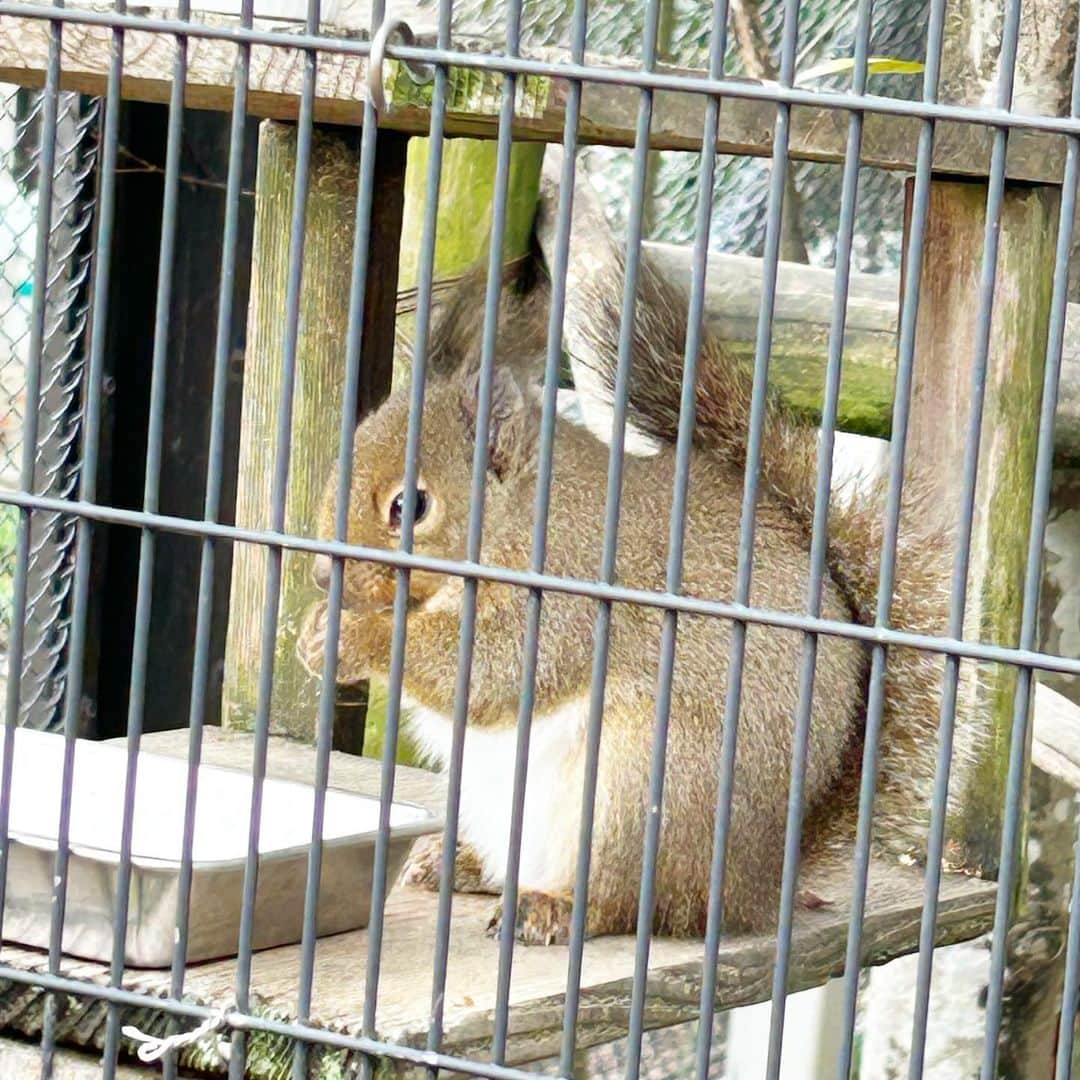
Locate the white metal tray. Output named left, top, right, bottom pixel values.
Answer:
left=0, top=727, right=442, bottom=967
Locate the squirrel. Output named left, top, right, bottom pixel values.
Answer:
left=296, top=231, right=967, bottom=944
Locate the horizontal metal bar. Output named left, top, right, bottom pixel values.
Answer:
left=2, top=3, right=1079, bottom=144
left=0, top=487, right=1076, bottom=678
left=0, top=964, right=550, bottom=1080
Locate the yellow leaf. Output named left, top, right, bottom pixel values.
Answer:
left=794, top=56, right=925, bottom=86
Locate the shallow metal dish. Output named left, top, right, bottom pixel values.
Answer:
left=0, top=727, right=442, bottom=967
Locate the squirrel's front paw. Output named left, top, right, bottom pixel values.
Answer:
left=400, top=836, right=496, bottom=894
left=486, top=889, right=574, bottom=946
left=400, top=834, right=444, bottom=891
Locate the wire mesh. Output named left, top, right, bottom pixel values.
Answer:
left=0, top=84, right=94, bottom=734
left=0, top=1, right=1075, bottom=1078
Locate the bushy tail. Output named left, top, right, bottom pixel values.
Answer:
left=571, top=241, right=969, bottom=860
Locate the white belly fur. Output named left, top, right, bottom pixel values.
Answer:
left=403, top=694, right=586, bottom=893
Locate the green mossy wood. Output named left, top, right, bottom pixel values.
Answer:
left=902, top=179, right=1057, bottom=872
left=222, top=121, right=407, bottom=745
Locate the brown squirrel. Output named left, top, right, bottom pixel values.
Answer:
left=296, top=235, right=967, bottom=943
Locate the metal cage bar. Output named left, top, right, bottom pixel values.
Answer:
left=909, top=0, right=1024, bottom=1071
left=289, top=1, right=386, bottom=1077
left=162, top=3, right=253, bottom=1078
left=38, top=0, right=124, bottom=1070
left=764, top=0, right=873, bottom=1071
left=0, top=1, right=63, bottom=953
left=2, top=486, right=1079, bottom=678
left=358, top=0, right=453, bottom=1075
left=100, top=1, right=190, bottom=1076
left=492, top=0, right=587, bottom=1063
left=561, top=0, right=665, bottom=1072
left=226, top=0, right=319, bottom=1073
left=834, top=0, right=948, bottom=1068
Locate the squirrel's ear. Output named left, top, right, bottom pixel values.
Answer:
left=460, top=366, right=534, bottom=480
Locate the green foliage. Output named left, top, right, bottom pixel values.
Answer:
left=362, top=680, right=424, bottom=767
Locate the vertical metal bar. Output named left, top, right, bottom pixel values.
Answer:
left=1057, top=810, right=1080, bottom=1075
left=0, top=0, right=62, bottom=949
left=490, top=0, right=588, bottom=1063
left=424, top=2, right=522, bottom=1069
left=100, top=3, right=190, bottom=1076
left=908, top=1, right=1023, bottom=1073
left=834, top=0, right=949, bottom=1071
left=985, top=14, right=1079, bottom=1080
left=39, top=3, right=124, bottom=1074
left=358, top=1, right=453, bottom=1073
left=693, top=0, right=800, bottom=1074
left=763, top=2, right=873, bottom=1074
left=289, top=7, right=386, bottom=1080
left=227, top=2, right=319, bottom=1075
left=623, top=1, right=729, bottom=1076
left=161, top=5, right=253, bottom=1077
left=557, top=3, right=663, bottom=1075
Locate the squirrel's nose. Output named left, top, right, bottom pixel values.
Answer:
left=313, top=554, right=332, bottom=591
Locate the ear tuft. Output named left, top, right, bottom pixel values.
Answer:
left=460, top=366, right=533, bottom=480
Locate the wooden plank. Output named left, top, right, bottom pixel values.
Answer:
left=0, top=728, right=996, bottom=1078
left=0, top=6, right=1069, bottom=182
left=642, top=239, right=1080, bottom=460
left=0, top=1035, right=159, bottom=1077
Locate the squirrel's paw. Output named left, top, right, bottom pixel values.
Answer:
left=795, top=889, right=834, bottom=911
left=400, top=836, right=495, bottom=894
left=400, top=834, right=444, bottom=891
left=485, top=889, right=574, bottom=946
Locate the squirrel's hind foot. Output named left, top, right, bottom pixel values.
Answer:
left=486, top=889, right=575, bottom=946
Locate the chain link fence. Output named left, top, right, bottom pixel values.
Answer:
left=0, top=84, right=97, bottom=731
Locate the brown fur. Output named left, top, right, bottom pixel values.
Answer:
left=570, top=244, right=967, bottom=864
left=297, top=248, right=967, bottom=941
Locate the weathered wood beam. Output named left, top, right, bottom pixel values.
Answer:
left=221, top=121, right=406, bottom=742
left=0, top=5, right=1070, bottom=182
left=646, top=240, right=1080, bottom=463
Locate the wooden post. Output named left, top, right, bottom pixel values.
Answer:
left=860, top=176, right=1058, bottom=1080
left=901, top=178, right=1058, bottom=869
left=221, top=122, right=406, bottom=745
left=83, top=102, right=258, bottom=740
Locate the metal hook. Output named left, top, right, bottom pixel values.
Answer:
left=366, top=16, right=435, bottom=117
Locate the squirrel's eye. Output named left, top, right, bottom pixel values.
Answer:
left=388, top=488, right=430, bottom=530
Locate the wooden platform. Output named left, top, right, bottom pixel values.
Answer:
left=0, top=728, right=996, bottom=1077
left=0, top=3, right=1068, bottom=183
